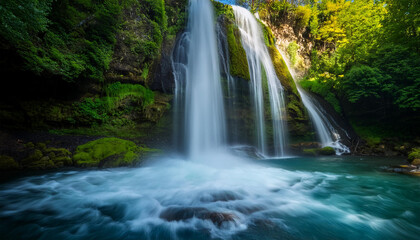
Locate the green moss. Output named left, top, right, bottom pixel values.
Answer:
left=73, top=137, right=155, bottom=167
left=303, top=148, right=318, bottom=156
left=25, top=142, right=35, bottom=149
left=259, top=21, right=276, bottom=47
left=267, top=45, right=296, bottom=94
left=408, top=148, right=420, bottom=165
left=287, top=98, right=304, bottom=120
left=319, top=147, right=335, bottom=155
left=20, top=144, right=73, bottom=169
left=0, top=155, right=20, bottom=170
left=303, top=147, right=335, bottom=156
left=226, top=23, right=250, bottom=81
left=22, top=149, right=56, bottom=169
left=212, top=0, right=234, bottom=19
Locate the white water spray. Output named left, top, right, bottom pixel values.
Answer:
left=173, top=0, right=226, bottom=158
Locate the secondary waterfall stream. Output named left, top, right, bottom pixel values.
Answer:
left=232, top=6, right=287, bottom=157
left=275, top=47, right=350, bottom=155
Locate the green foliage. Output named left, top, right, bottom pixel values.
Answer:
left=77, top=98, right=108, bottom=123
left=0, top=155, right=19, bottom=170
left=0, top=0, right=123, bottom=82
left=213, top=0, right=234, bottom=19
left=340, top=65, right=386, bottom=103
left=382, top=0, right=419, bottom=53
left=106, top=82, right=155, bottom=108
left=408, top=148, right=420, bottom=164
left=142, top=0, right=167, bottom=29
left=287, top=41, right=299, bottom=65
left=76, top=83, right=155, bottom=124
left=295, top=5, right=312, bottom=29
left=0, top=0, right=53, bottom=44
left=372, top=45, right=420, bottom=110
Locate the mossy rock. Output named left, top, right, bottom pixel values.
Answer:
left=226, top=22, right=250, bottom=81
left=302, top=147, right=336, bottom=156
left=22, top=149, right=56, bottom=170
left=45, top=147, right=73, bottom=167
left=303, top=148, right=318, bottom=156
left=0, top=155, right=20, bottom=170
left=408, top=148, right=420, bottom=165
left=319, top=147, right=336, bottom=156
left=20, top=143, right=73, bottom=170
left=73, top=137, right=155, bottom=168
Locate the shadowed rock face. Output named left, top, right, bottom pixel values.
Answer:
left=160, top=207, right=237, bottom=227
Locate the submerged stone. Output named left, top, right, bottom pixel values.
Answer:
left=160, top=207, right=237, bottom=227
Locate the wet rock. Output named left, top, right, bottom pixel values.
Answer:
left=160, top=207, right=237, bottom=227
left=200, top=191, right=243, bottom=203
left=387, top=165, right=420, bottom=176
left=408, top=148, right=420, bottom=165
left=319, top=146, right=335, bottom=155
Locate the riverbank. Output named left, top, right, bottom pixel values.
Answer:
left=1, top=128, right=419, bottom=182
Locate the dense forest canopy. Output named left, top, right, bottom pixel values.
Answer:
left=250, top=0, right=419, bottom=138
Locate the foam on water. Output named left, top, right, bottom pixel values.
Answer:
left=1, top=154, right=419, bottom=239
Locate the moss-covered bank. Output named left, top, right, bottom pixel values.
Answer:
left=0, top=136, right=157, bottom=172
left=73, top=137, right=157, bottom=167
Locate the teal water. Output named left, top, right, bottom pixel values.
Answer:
left=0, top=155, right=419, bottom=239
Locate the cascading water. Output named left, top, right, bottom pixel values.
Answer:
left=216, top=20, right=240, bottom=144
left=173, top=0, right=226, bottom=157
left=276, top=46, right=350, bottom=155
left=232, top=6, right=287, bottom=157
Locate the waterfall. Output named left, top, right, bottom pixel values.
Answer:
left=232, top=6, right=287, bottom=157
left=276, top=47, right=350, bottom=155
left=216, top=20, right=240, bottom=144
left=172, top=0, right=226, bottom=157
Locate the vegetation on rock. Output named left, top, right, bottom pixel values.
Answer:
left=73, top=137, right=156, bottom=167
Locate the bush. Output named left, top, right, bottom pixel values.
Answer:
left=287, top=41, right=299, bottom=65
left=295, top=5, right=311, bottom=29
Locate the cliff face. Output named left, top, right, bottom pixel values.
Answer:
left=259, top=15, right=313, bottom=79
left=106, top=0, right=188, bottom=93
left=0, top=0, right=188, bottom=139
left=213, top=2, right=313, bottom=145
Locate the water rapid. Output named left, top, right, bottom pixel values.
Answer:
left=232, top=6, right=288, bottom=157
left=1, top=157, right=419, bottom=240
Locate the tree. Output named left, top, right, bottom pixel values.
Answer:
left=382, top=0, right=420, bottom=53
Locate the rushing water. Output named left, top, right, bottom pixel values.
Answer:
left=275, top=46, right=350, bottom=155
left=173, top=0, right=226, bottom=157
left=233, top=6, right=288, bottom=157
left=1, top=155, right=419, bottom=240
